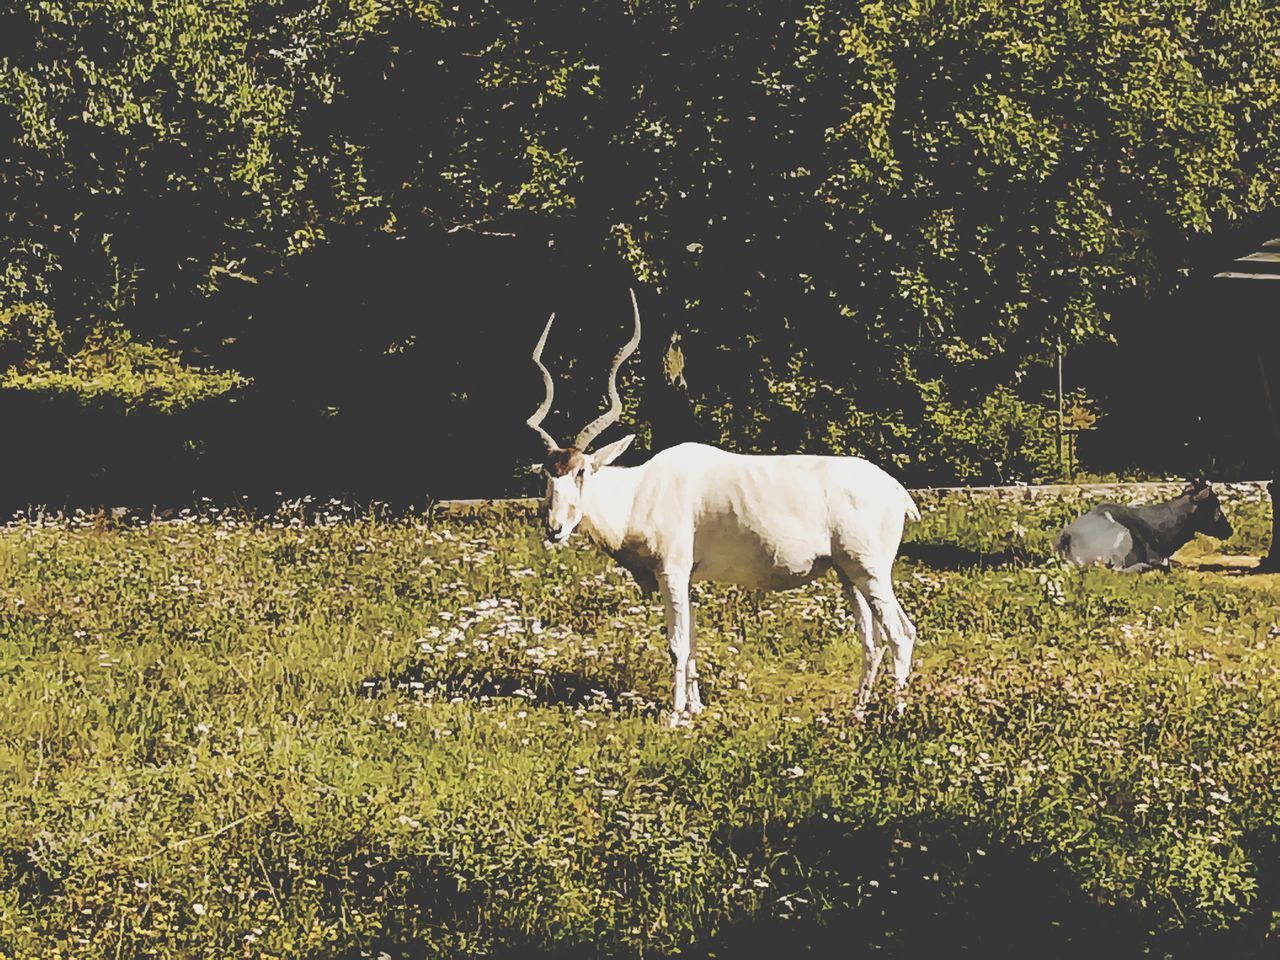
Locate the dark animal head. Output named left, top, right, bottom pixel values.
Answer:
left=1183, top=477, right=1233, bottom=540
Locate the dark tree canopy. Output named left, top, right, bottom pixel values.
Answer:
left=2, top=0, right=1279, bottom=502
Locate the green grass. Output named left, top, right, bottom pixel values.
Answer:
left=0, top=493, right=1278, bottom=958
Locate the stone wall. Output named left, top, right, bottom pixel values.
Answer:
left=435, top=480, right=1273, bottom=519
left=910, top=480, right=1272, bottom=511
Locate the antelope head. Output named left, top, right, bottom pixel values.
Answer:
left=526, top=290, right=642, bottom=544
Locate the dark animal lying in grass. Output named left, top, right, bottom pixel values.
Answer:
left=1054, top=478, right=1233, bottom=573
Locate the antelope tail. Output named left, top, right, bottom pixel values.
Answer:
left=903, top=490, right=921, bottom=524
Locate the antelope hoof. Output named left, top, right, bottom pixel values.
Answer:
left=667, top=710, right=693, bottom=728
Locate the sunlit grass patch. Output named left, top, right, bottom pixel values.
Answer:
left=0, top=493, right=1277, bottom=957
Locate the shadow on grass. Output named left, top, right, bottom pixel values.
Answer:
left=900, top=541, right=1035, bottom=570
left=1193, top=561, right=1258, bottom=574
left=317, top=846, right=478, bottom=942
left=358, top=660, right=661, bottom=717
left=1185, top=558, right=1280, bottom=574
left=0, top=845, right=62, bottom=903
left=1176, top=553, right=1280, bottom=589
left=315, top=814, right=1280, bottom=960
left=696, top=816, right=1276, bottom=959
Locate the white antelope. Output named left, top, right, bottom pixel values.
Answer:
left=527, top=290, right=920, bottom=726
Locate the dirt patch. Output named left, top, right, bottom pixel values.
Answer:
left=1175, top=551, right=1280, bottom=589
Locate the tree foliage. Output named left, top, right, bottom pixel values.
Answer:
left=2, top=0, right=1279, bottom=494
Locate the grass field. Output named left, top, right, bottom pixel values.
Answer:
left=1, top=491, right=1278, bottom=958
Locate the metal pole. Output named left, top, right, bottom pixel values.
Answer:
left=1259, top=353, right=1280, bottom=449
left=1257, top=351, right=1280, bottom=570
left=1056, top=345, right=1065, bottom=480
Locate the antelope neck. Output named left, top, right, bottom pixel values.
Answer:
left=1147, top=494, right=1200, bottom=554
left=579, top=465, right=639, bottom=553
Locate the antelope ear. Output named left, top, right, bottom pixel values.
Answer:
left=589, top=434, right=634, bottom=470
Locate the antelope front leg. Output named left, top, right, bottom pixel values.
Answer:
left=659, top=570, right=693, bottom=727
left=687, top=604, right=704, bottom=715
